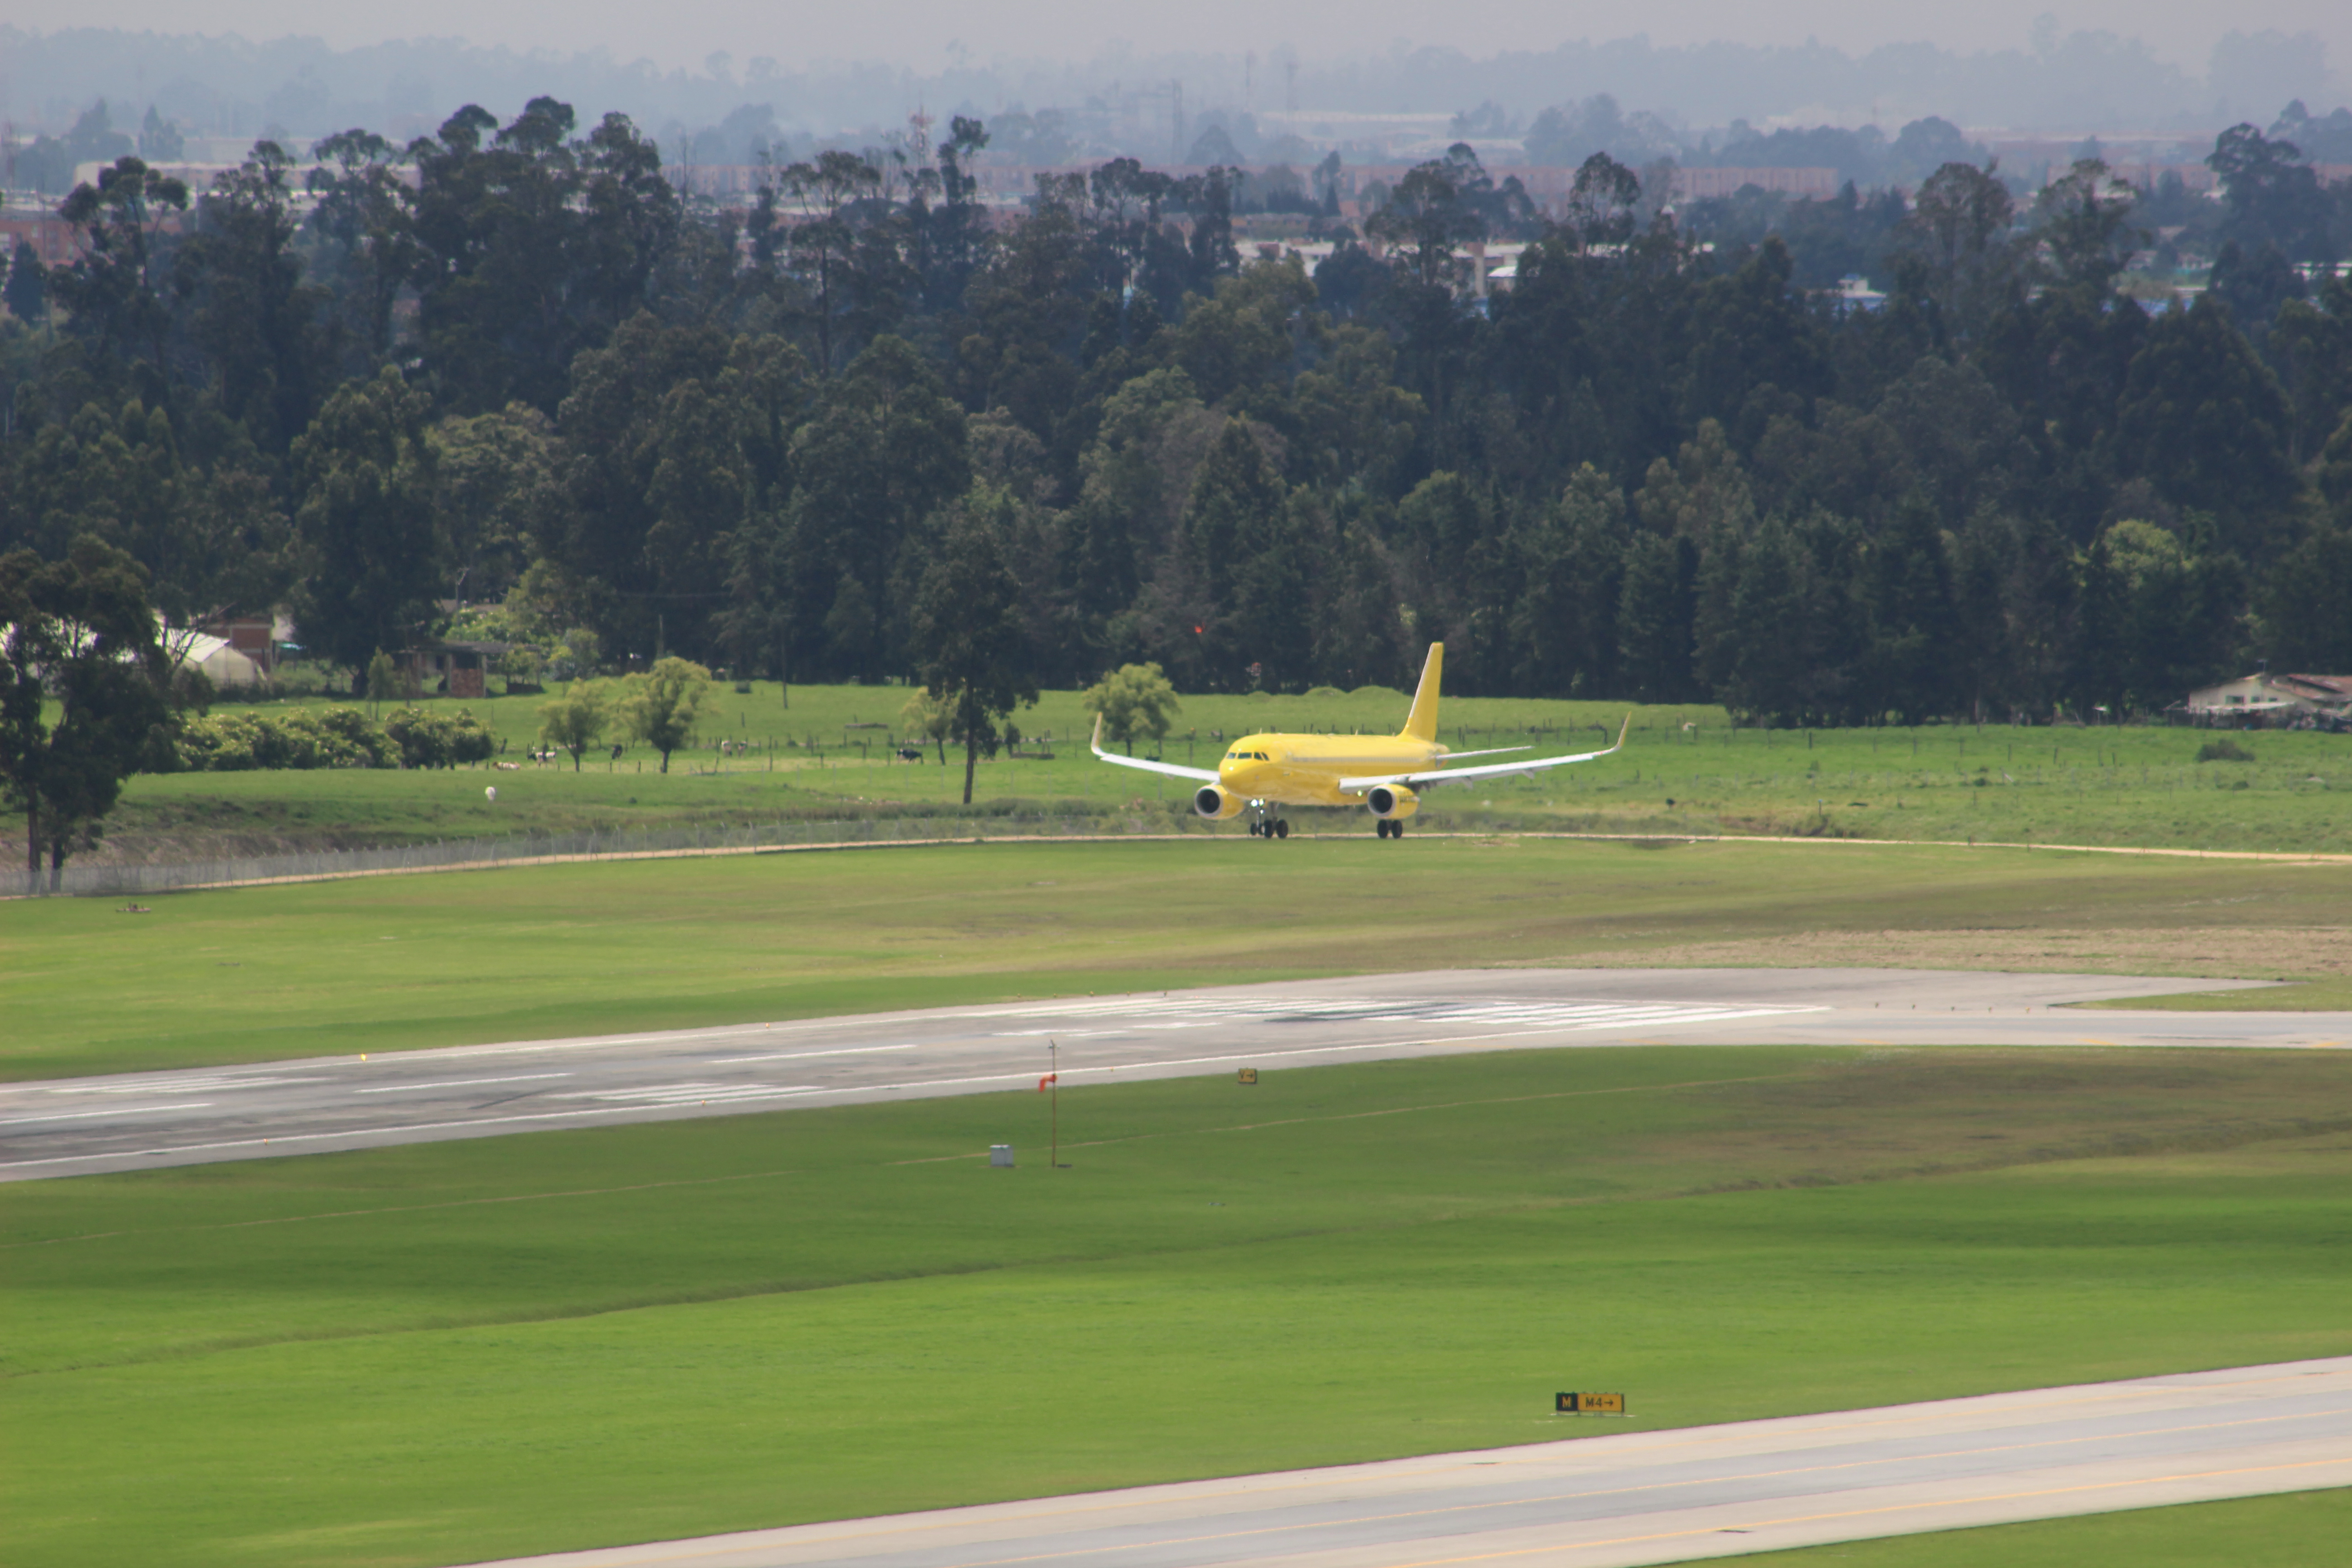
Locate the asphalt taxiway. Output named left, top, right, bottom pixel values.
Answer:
left=4, top=968, right=2338, bottom=1182
left=453, top=1357, right=2352, bottom=1568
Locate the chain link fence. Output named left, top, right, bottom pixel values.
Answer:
left=28, top=813, right=1185, bottom=898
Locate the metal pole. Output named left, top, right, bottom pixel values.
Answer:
left=1050, top=1039, right=1059, bottom=1168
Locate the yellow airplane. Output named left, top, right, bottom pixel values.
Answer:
left=1091, top=643, right=1628, bottom=838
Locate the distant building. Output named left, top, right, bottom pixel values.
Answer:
left=2183, top=672, right=2352, bottom=728
left=1671, top=167, right=1841, bottom=201
left=397, top=641, right=510, bottom=700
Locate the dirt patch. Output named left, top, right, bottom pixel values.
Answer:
left=1544, top=926, right=2352, bottom=980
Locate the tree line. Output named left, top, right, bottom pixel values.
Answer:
left=3, top=98, right=2351, bottom=744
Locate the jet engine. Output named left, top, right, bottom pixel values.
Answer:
left=1194, top=784, right=1247, bottom=820
left=1365, top=784, right=1420, bottom=820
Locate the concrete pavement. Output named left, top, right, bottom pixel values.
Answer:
left=449, top=1357, right=2352, bottom=1568
left=5, top=968, right=2336, bottom=1182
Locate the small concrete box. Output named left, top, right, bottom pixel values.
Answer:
left=989, top=1144, right=1014, bottom=1168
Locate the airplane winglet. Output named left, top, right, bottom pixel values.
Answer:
left=1091, top=712, right=1106, bottom=755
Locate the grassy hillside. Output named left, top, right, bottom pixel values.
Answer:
left=96, top=680, right=2352, bottom=861
left=6, top=1045, right=2348, bottom=1568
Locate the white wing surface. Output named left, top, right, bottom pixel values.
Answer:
left=1090, top=715, right=1221, bottom=782
left=1339, top=715, right=1629, bottom=794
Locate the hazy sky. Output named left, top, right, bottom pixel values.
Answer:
left=35, top=0, right=2352, bottom=76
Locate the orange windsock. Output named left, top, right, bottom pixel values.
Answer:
left=1038, top=1073, right=1058, bottom=1091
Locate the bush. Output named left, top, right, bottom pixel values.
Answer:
left=176, top=707, right=396, bottom=771
left=2195, top=737, right=2255, bottom=762
left=382, top=706, right=498, bottom=769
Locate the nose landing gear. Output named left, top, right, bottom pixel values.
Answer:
left=1247, top=806, right=1289, bottom=839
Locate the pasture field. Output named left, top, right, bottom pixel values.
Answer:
left=101, top=680, right=2352, bottom=861
left=1725, top=1487, right=2352, bottom=1566
left=7, top=838, right=2352, bottom=1081
left=5, top=1045, right=2350, bottom=1568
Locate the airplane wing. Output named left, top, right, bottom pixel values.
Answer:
left=1090, top=715, right=1221, bottom=783
left=1428, top=745, right=1534, bottom=762
left=1340, top=714, right=1630, bottom=793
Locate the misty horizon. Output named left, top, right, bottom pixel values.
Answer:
left=1, top=18, right=2346, bottom=152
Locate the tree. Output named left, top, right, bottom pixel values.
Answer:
left=2074, top=519, right=2244, bottom=715
left=616, top=657, right=710, bottom=772
left=1694, top=514, right=1822, bottom=724
left=536, top=681, right=610, bottom=770
left=2207, top=123, right=2337, bottom=261
left=49, top=155, right=189, bottom=367
left=175, top=140, right=330, bottom=450
left=909, top=493, right=1037, bottom=804
left=365, top=649, right=399, bottom=714
left=4, top=240, right=45, bottom=324
left=306, top=128, right=420, bottom=366
left=2030, top=159, right=2142, bottom=297
left=429, top=402, right=561, bottom=608
left=1898, top=161, right=2019, bottom=339
left=2255, top=519, right=2352, bottom=673
left=783, top=335, right=970, bottom=681
left=899, top=688, right=953, bottom=764
left=1365, top=156, right=1485, bottom=290
left=2111, top=296, right=2297, bottom=552
left=780, top=148, right=882, bottom=373
left=0, top=539, right=176, bottom=892
left=291, top=367, right=441, bottom=673
left=1083, top=662, right=1181, bottom=755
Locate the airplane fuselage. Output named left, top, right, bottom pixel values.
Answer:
left=1215, top=733, right=1450, bottom=806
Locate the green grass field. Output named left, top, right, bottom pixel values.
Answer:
left=7, top=838, right=2351, bottom=1082
left=1718, top=1488, right=2352, bottom=1566
left=6, top=1045, right=2349, bottom=1568
left=104, top=681, right=2352, bottom=860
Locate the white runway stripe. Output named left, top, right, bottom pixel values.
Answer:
left=552, top=1082, right=823, bottom=1106
left=708, top=1044, right=919, bottom=1064
left=354, top=1073, right=573, bottom=1094
left=42, top=1076, right=327, bottom=1095
left=1, top=1103, right=215, bottom=1125
left=985, top=997, right=1823, bottom=1037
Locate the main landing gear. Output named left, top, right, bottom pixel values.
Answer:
left=1374, top=818, right=1406, bottom=839
left=1248, top=815, right=1290, bottom=839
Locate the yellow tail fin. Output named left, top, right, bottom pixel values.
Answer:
left=1401, top=643, right=1443, bottom=742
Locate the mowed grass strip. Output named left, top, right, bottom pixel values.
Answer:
left=5, top=1047, right=2350, bottom=1568
left=106, top=680, right=2352, bottom=857
left=1709, top=1487, right=2352, bottom=1566
left=8, top=838, right=2352, bottom=1081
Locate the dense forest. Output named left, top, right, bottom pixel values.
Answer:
left=4, top=97, right=2351, bottom=726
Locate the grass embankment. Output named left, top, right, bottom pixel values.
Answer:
left=101, top=681, right=2352, bottom=861
left=7, top=838, right=2351, bottom=1082
left=5, top=1046, right=2349, bottom=1568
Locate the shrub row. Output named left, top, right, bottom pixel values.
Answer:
left=176, top=707, right=496, bottom=771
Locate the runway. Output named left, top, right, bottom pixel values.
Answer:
left=5, top=968, right=2341, bottom=1182
left=455, top=1357, right=2352, bottom=1568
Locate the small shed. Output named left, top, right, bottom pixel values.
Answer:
left=399, top=641, right=510, bottom=699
